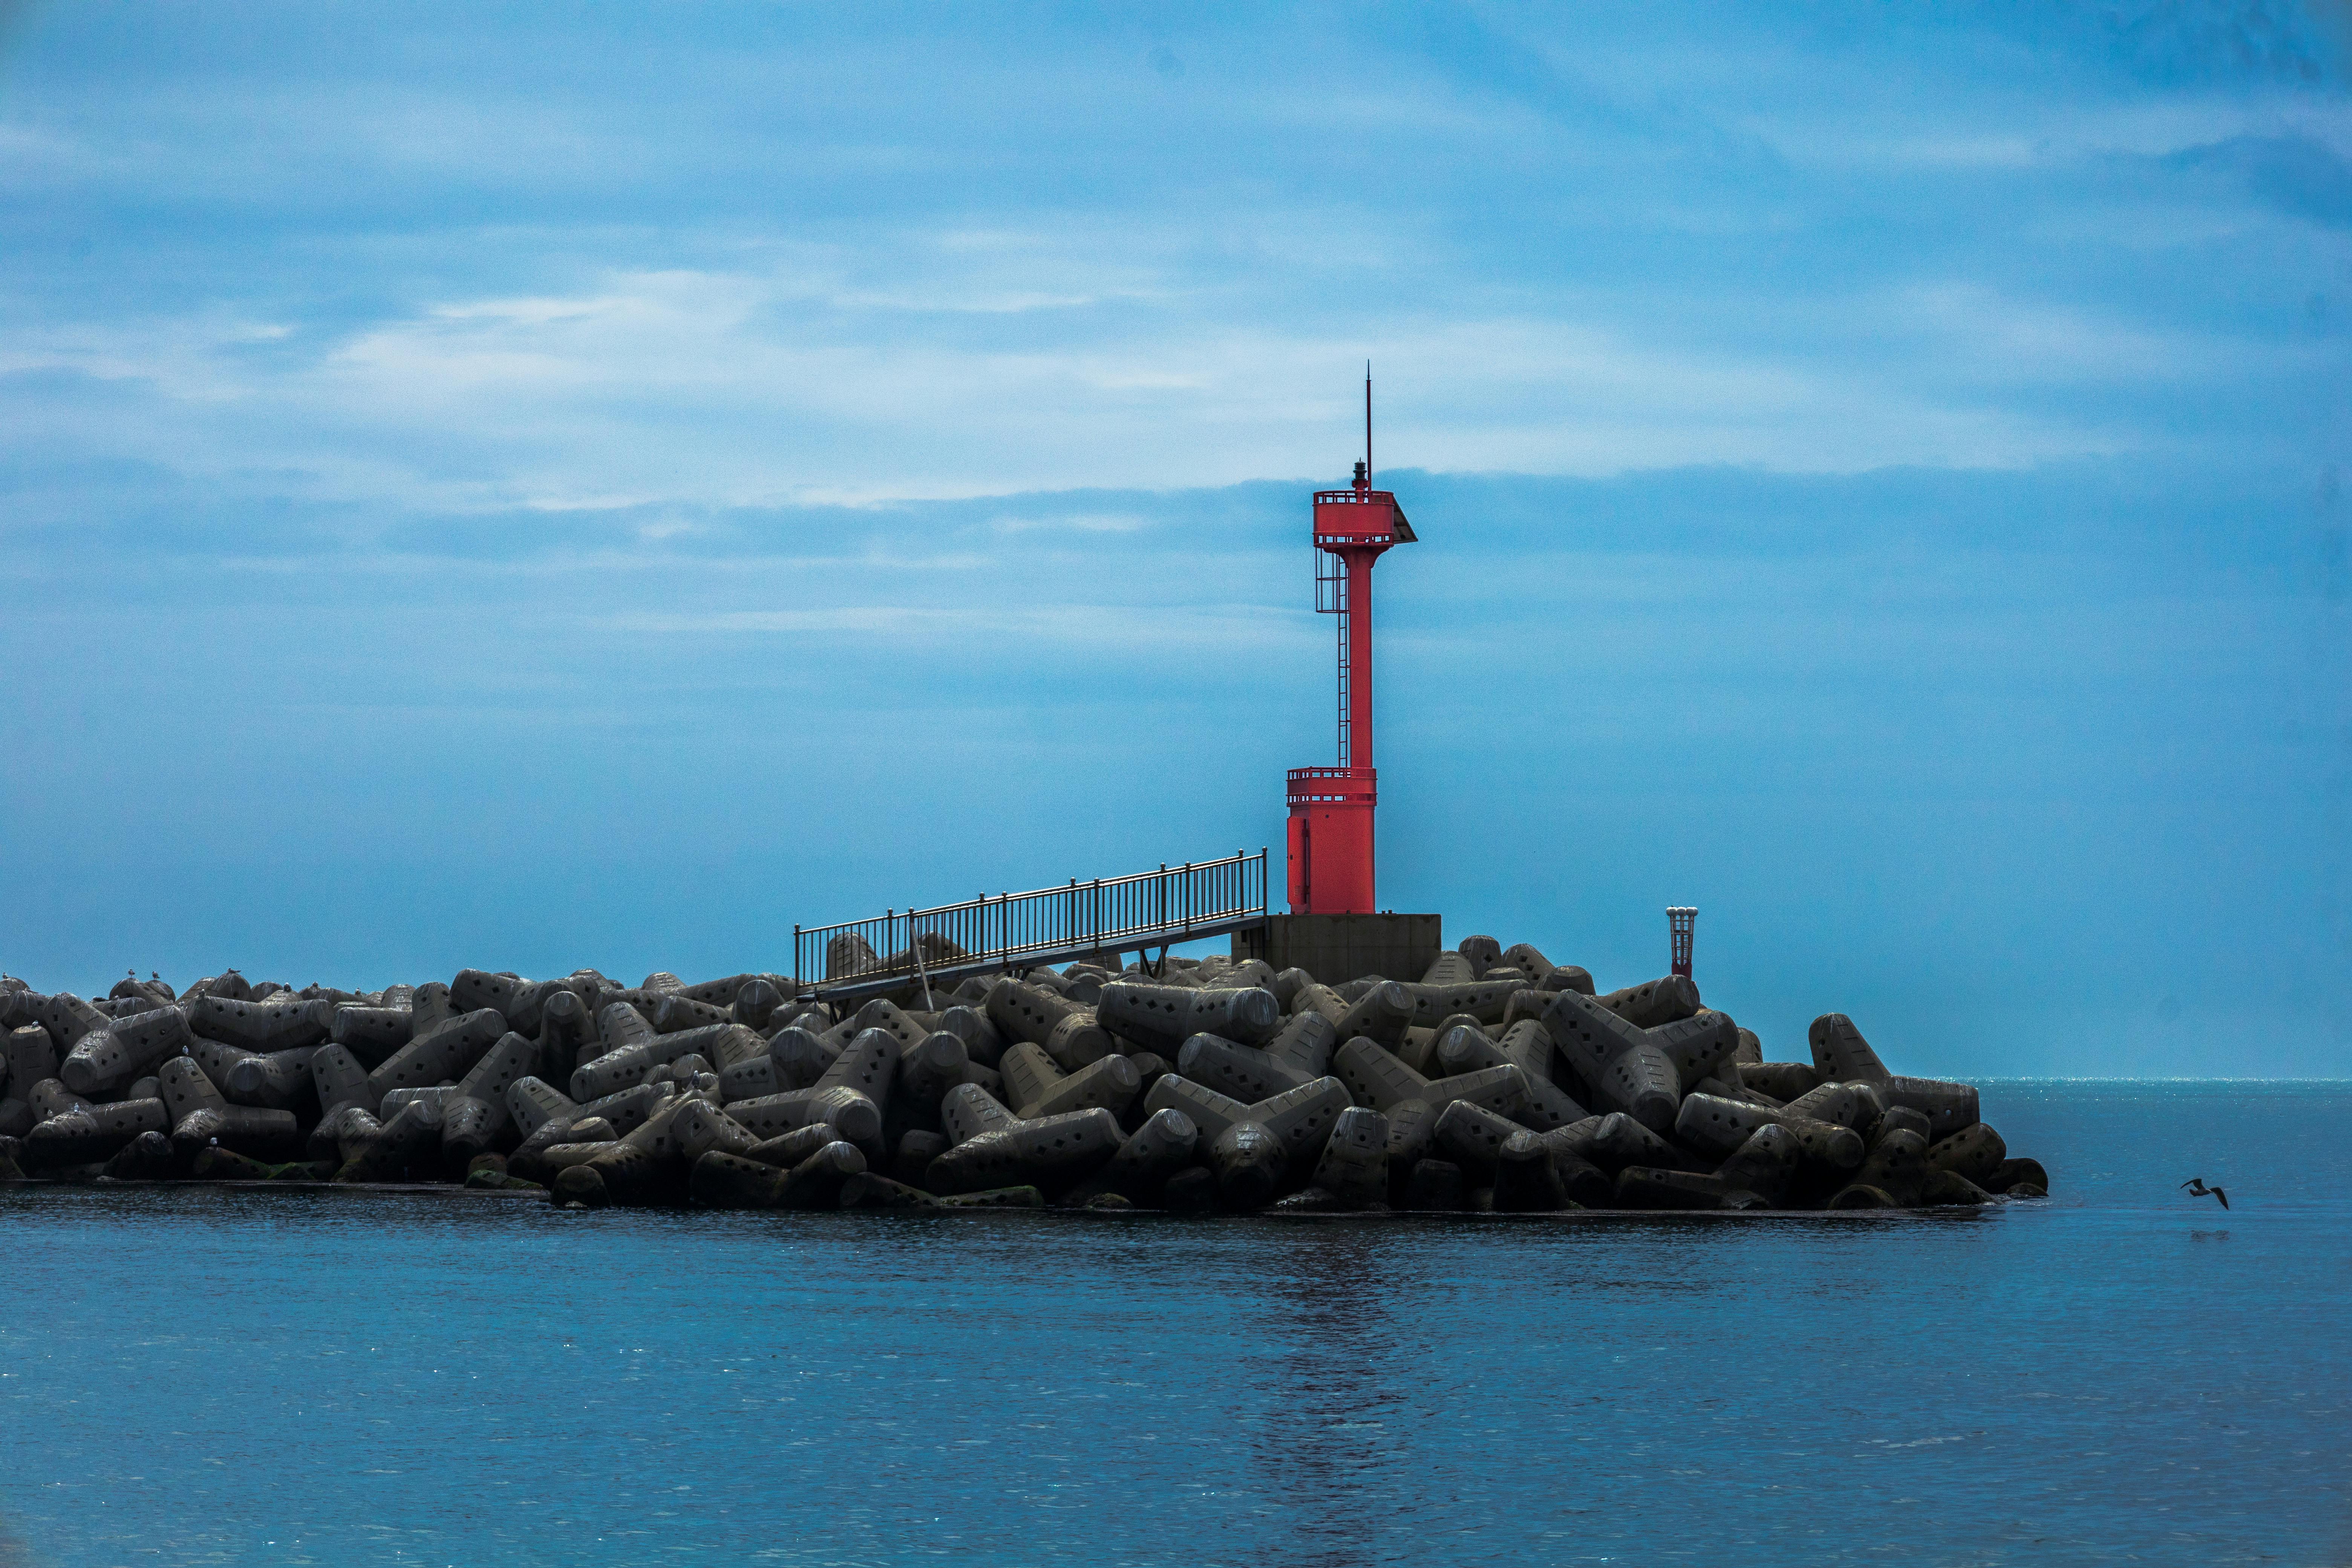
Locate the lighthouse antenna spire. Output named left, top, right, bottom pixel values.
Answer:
left=1364, top=361, right=1372, bottom=487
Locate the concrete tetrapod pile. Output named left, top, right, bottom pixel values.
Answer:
left=0, top=943, right=2051, bottom=1214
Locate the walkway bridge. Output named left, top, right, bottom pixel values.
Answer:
left=793, top=849, right=1270, bottom=1003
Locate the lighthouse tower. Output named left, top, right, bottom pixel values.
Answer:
left=1285, top=376, right=1416, bottom=914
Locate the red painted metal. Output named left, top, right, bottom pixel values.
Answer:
left=1287, top=764, right=1378, bottom=913
left=1286, top=460, right=1416, bottom=915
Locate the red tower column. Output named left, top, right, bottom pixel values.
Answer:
left=1345, top=548, right=1375, bottom=767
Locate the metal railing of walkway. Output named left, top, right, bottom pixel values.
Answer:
left=793, top=849, right=1269, bottom=1003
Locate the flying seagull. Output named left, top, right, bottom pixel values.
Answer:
left=2180, top=1178, right=2229, bottom=1210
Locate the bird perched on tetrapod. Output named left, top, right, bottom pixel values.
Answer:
left=2180, top=1177, right=2229, bottom=1210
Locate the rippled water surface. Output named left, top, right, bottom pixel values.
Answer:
left=1, top=1081, right=2346, bottom=1567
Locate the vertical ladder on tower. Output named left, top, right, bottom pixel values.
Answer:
left=1316, top=545, right=1352, bottom=768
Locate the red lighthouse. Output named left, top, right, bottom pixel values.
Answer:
left=1286, top=376, right=1416, bottom=914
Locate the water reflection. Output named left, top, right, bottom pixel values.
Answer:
left=1245, top=1221, right=1416, bottom=1567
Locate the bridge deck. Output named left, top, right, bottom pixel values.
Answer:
left=793, top=850, right=1270, bottom=1004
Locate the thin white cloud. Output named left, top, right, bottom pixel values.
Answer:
left=0, top=257, right=2294, bottom=514
left=988, top=511, right=1153, bottom=535
left=612, top=601, right=1302, bottom=651
left=1747, top=96, right=2352, bottom=170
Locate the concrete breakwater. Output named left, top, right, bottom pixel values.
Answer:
left=0, top=941, right=2049, bottom=1213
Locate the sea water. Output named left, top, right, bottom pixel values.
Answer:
left=0, top=1081, right=2344, bottom=1567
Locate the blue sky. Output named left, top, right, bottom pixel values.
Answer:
left=2, top=3, right=2347, bottom=1076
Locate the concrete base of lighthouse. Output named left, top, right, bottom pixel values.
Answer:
left=1233, top=913, right=1442, bottom=987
